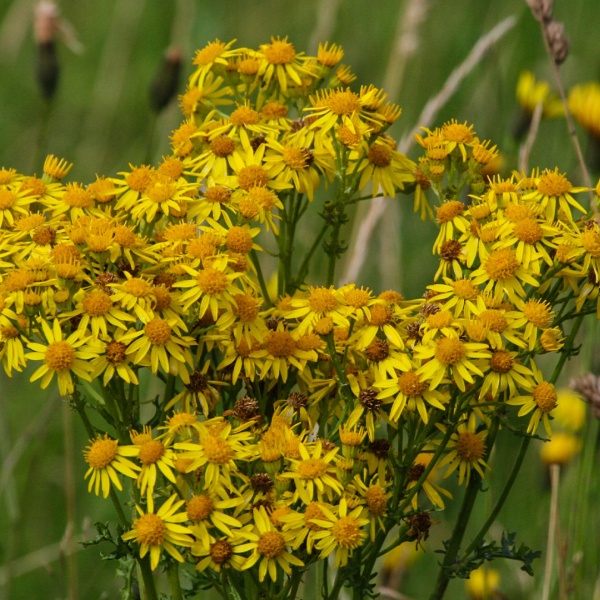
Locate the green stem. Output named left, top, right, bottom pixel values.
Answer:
left=429, top=475, right=481, bottom=600
left=138, top=554, right=159, bottom=600
left=461, top=435, right=531, bottom=559
left=326, top=219, right=342, bottom=286
left=167, top=562, right=183, bottom=600
left=250, top=249, right=273, bottom=308
left=294, top=220, right=330, bottom=288
left=428, top=417, right=500, bottom=600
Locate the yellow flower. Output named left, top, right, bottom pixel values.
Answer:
left=375, top=368, right=448, bottom=423
left=83, top=434, right=139, bottom=498
left=466, top=565, right=500, bottom=600
left=192, top=529, right=249, bottom=573
left=523, top=167, right=587, bottom=222
left=311, top=497, right=369, bottom=567
left=122, top=494, right=194, bottom=570
left=552, top=388, right=586, bottom=432
left=256, top=36, right=313, bottom=93
left=281, top=441, right=342, bottom=503
left=415, top=336, right=490, bottom=392
left=26, top=318, right=99, bottom=395
left=516, top=71, right=563, bottom=118
left=540, top=432, right=581, bottom=466
left=89, top=330, right=139, bottom=385
left=506, top=363, right=557, bottom=436
left=568, top=82, right=600, bottom=139
left=130, top=432, right=178, bottom=501
left=176, top=420, right=254, bottom=492
left=437, top=417, right=490, bottom=486
left=238, top=507, right=304, bottom=582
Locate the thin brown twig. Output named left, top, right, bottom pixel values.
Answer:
left=341, top=15, right=516, bottom=285
left=518, top=100, right=544, bottom=172
left=399, top=15, right=517, bottom=155
left=530, top=9, right=598, bottom=216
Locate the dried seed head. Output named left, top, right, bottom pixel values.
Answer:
left=233, top=395, right=260, bottom=421
left=570, top=373, right=600, bottom=419
left=526, top=0, right=553, bottom=22
left=287, top=392, right=308, bottom=410
left=545, top=20, right=569, bottom=65
left=250, top=473, right=274, bottom=493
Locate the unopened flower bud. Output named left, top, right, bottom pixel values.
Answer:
left=34, top=1, right=60, bottom=99
left=149, top=46, right=182, bottom=113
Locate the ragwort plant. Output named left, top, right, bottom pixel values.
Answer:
left=1, top=37, right=599, bottom=600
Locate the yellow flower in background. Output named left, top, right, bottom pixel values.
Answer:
left=516, top=71, right=563, bottom=118
left=568, top=82, right=600, bottom=139
left=466, top=565, right=500, bottom=600
left=122, top=494, right=193, bottom=570
left=552, top=388, right=586, bottom=431
left=540, top=431, right=581, bottom=466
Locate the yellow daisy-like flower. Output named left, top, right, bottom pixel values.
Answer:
left=356, top=138, right=416, bottom=198
left=427, top=278, right=486, bottom=319
left=26, top=318, right=99, bottom=395
left=263, top=132, right=335, bottom=201
left=175, top=256, right=244, bottom=319
left=0, top=185, right=33, bottom=227
left=89, top=330, right=139, bottom=385
left=415, top=336, right=490, bottom=392
left=68, top=288, right=136, bottom=338
left=256, top=36, right=313, bottom=93
left=122, top=494, right=194, bottom=570
left=406, top=452, right=453, bottom=510
left=131, top=432, right=178, bottom=501
left=83, top=434, right=139, bottom=498
left=513, top=298, right=555, bottom=350
left=375, top=367, right=448, bottom=423
left=479, top=348, right=534, bottom=398
left=187, top=491, right=244, bottom=546
left=237, top=507, right=304, bottom=582
left=471, top=247, right=539, bottom=304
left=190, top=39, right=240, bottom=83
left=506, top=364, right=557, bottom=436
left=568, top=82, right=600, bottom=139
left=260, top=323, right=317, bottom=383
left=523, top=167, right=587, bottom=221
left=120, top=318, right=194, bottom=380
left=311, top=497, right=369, bottom=567
left=437, top=417, right=490, bottom=486
left=281, top=441, right=342, bottom=504
left=43, top=154, right=73, bottom=182
left=516, top=71, right=563, bottom=118
left=192, top=529, right=249, bottom=574
left=286, top=285, right=350, bottom=335
left=176, top=420, right=254, bottom=491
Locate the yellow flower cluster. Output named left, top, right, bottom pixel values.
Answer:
left=0, top=38, right=597, bottom=595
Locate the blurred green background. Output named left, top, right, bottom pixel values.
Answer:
left=1, top=0, right=599, bottom=599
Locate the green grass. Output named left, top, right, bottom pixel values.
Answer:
left=1, top=1, right=600, bottom=598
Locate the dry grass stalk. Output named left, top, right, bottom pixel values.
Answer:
left=342, top=15, right=516, bottom=285
left=399, top=14, right=517, bottom=155
left=518, top=100, right=544, bottom=172
left=526, top=2, right=598, bottom=216
left=542, top=463, right=561, bottom=600
left=308, top=0, right=342, bottom=55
